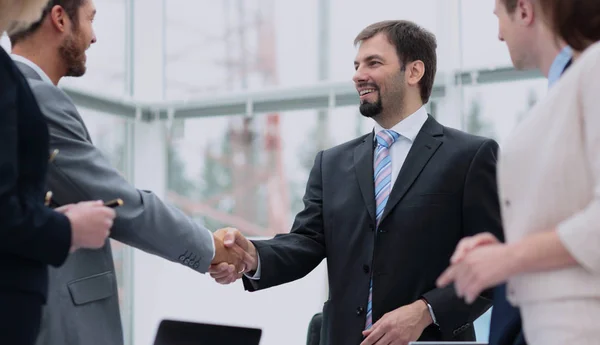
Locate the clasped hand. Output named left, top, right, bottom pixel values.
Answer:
left=210, top=227, right=258, bottom=284
left=436, top=232, right=517, bottom=303
left=360, top=300, right=432, bottom=345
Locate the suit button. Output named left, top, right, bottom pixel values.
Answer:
left=504, top=199, right=510, bottom=207
left=363, top=265, right=370, bottom=274
left=378, top=228, right=386, bottom=233
left=356, top=307, right=364, bottom=316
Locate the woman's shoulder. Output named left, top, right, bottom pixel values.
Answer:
left=574, top=42, right=600, bottom=74
left=582, top=41, right=600, bottom=57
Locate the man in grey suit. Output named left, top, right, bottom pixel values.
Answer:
left=8, top=1, right=244, bottom=344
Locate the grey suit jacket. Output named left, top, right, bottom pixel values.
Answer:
left=15, top=61, right=215, bottom=345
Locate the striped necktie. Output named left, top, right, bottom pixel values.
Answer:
left=365, top=129, right=400, bottom=330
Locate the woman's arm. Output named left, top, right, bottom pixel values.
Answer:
left=553, top=45, right=600, bottom=274
left=509, top=231, right=578, bottom=274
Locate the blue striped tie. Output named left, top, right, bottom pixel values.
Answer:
left=365, top=129, right=400, bottom=330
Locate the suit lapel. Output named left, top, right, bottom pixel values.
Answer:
left=354, top=132, right=376, bottom=223
left=380, top=116, right=444, bottom=222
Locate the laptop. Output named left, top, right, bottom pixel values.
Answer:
left=153, top=319, right=262, bottom=345
left=409, top=343, right=487, bottom=345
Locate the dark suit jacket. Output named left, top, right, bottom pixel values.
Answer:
left=243, top=116, right=503, bottom=345
left=0, top=46, right=71, bottom=323
left=489, top=284, right=526, bottom=345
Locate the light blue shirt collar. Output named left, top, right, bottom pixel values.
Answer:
left=11, top=54, right=54, bottom=85
left=548, top=46, right=572, bottom=88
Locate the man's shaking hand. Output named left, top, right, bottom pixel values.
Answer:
left=210, top=227, right=258, bottom=284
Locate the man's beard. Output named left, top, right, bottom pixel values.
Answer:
left=359, top=90, right=383, bottom=118
left=59, top=32, right=87, bottom=77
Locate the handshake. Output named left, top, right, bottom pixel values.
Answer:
left=209, top=228, right=259, bottom=284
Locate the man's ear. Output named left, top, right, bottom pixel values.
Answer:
left=516, top=0, right=536, bottom=26
left=48, top=5, right=69, bottom=33
left=405, top=60, right=425, bottom=87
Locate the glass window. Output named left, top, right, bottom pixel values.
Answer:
left=165, top=107, right=372, bottom=236
left=460, top=0, right=513, bottom=70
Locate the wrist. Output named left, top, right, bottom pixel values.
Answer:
left=247, top=242, right=258, bottom=271
left=505, top=241, right=526, bottom=276
left=415, top=299, right=433, bottom=328
left=67, top=216, right=78, bottom=250
left=211, top=235, right=226, bottom=263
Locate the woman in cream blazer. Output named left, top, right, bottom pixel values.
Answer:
left=437, top=1, right=600, bottom=344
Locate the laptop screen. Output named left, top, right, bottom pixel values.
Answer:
left=153, top=319, right=262, bottom=345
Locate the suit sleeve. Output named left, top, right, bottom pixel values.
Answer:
left=243, top=151, right=327, bottom=291
left=31, top=83, right=215, bottom=273
left=422, top=139, right=501, bottom=337
left=0, top=64, right=71, bottom=267
left=556, top=49, right=600, bottom=273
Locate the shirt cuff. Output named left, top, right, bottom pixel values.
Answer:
left=425, top=299, right=438, bottom=326
left=207, top=229, right=215, bottom=261
left=244, top=251, right=261, bottom=280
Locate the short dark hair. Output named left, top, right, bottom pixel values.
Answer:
left=354, top=20, right=438, bottom=104
left=538, top=0, right=600, bottom=51
left=500, top=0, right=519, bottom=14
left=9, top=0, right=86, bottom=46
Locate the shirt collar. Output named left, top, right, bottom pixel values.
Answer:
left=373, top=105, right=428, bottom=143
left=11, top=54, right=54, bottom=85
left=548, top=46, right=572, bottom=88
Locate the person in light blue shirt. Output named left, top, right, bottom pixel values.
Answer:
left=548, top=46, right=572, bottom=87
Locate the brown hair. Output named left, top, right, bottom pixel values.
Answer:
left=354, top=20, right=437, bottom=104
left=9, top=0, right=85, bottom=45
left=500, top=0, right=519, bottom=14
left=538, top=0, right=600, bottom=51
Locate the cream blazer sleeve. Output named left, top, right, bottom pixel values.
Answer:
left=557, top=45, right=600, bottom=273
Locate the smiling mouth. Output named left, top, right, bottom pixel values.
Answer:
left=360, top=89, right=377, bottom=96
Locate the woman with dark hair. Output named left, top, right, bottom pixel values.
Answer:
left=438, top=0, right=600, bottom=344
left=537, top=0, right=600, bottom=53
left=0, top=2, right=116, bottom=344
